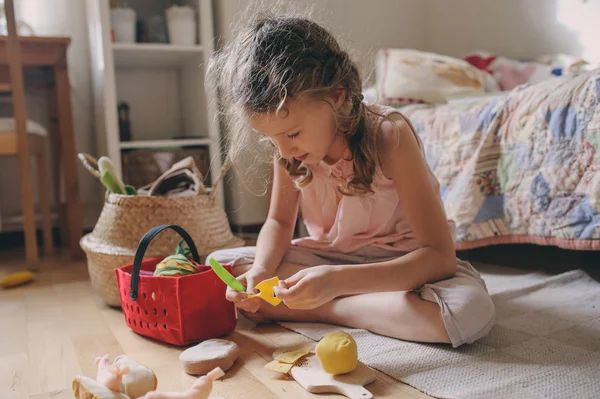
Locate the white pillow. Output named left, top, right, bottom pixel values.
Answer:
left=375, top=48, right=487, bottom=104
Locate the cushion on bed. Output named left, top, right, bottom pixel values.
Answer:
left=375, top=48, right=488, bottom=105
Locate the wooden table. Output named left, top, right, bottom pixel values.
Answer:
left=0, top=36, right=84, bottom=260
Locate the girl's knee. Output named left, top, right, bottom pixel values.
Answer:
left=406, top=291, right=452, bottom=343
left=385, top=291, right=451, bottom=343
left=470, top=290, right=496, bottom=339
left=205, top=249, right=235, bottom=264
left=453, top=288, right=496, bottom=347
left=419, top=283, right=495, bottom=347
left=205, top=246, right=257, bottom=267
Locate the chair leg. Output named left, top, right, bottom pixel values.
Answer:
left=36, top=142, right=55, bottom=257
left=47, top=86, right=69, bottom=249
left=18, top=153, right=39, bottom=264
left=53, top=146, right=69, bottom=249
left=6, top=0, right=38, bottom=264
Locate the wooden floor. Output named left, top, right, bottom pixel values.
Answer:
left=0, top=250, right=431, bottom=399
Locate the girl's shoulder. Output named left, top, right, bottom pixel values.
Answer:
left=364, top=103, right=415, bottom=143
left=364, top=103, right=421, bottom=152
left=363, top=103, right=402, bottom=126
left=365, top=104, right=426, bottom=182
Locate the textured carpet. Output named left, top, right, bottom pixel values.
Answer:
left=280, top=265, right=600, bottom=398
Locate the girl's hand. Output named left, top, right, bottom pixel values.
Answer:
left=273, top=266, right=339, bottom=310
left=225, top=267, right=271, bottom=313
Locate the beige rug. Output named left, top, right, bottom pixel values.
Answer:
left=279, top=265, right=600, bottom=399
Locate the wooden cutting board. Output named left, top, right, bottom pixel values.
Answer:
left=273, top=350, right=376, bottom=398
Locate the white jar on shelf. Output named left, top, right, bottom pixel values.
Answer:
left=165, top=4, right=196, bottom=45
left=110, top=7, right=136, bottom=43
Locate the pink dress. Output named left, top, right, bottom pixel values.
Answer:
left=293, top=104, right=455, bottom=253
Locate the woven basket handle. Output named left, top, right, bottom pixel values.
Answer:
left=148, top=156, right=233, bottom=200
left=77, top=153, right=102, bottom=180
left=129, top=224, right=200, bottom=301
left=78, top=153, right=233, bottom=200
left=146, top=156, right=207, bottom=197
left=208, top=157, right=232, bottom=200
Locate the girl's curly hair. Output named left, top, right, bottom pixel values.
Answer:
left=207, top=11, right=381, bottom=196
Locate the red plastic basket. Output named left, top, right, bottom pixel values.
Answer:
left=115, top=225, right=237, bottom=346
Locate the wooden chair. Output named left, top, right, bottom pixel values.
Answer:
left=0, top=0, right=54, bottom=263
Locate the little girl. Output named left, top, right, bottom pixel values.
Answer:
left=207, top=14, right=495, bottom=348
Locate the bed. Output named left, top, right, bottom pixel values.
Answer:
left=372, top=49, right=600, bottom=251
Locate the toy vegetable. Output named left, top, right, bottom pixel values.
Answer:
left=208, top=258, right=246, bottom=292
left=0, top=270, right=35, bottom=288
left=154, top=240, right=199, bottom=277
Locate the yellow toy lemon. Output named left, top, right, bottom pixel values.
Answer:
left=0, top=271, right=35, bottom=288
left=247, top=277, right=282, bottom=306
left=315, top=331, right=358, bottom=375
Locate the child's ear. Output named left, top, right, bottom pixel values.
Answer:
left=331, top=86, right=347, bottom=109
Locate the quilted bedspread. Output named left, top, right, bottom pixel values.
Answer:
left=400, top=68, right=600, bottom=250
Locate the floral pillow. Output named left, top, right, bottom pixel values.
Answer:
left=375, top=48, right=488, bottom=105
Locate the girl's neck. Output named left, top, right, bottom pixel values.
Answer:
left=322, top=98, right=357, bottom=165
left=322, top=134, right=348, bottom=165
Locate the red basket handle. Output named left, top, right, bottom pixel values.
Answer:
left=130, top=224, right=200, bottom=301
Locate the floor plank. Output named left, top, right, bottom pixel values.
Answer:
left=0, top=250, right=430, bottom=399
left=0, top=352, right=28, bottom=399
left=54, top=279, right=124, bottom=379
left=0, top=291, right=28, bottom=358
left=24, top=285, right=81, bottom=396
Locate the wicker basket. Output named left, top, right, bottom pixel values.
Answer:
left=79, top=154, right=245, bottom=307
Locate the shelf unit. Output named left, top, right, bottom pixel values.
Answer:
left=118, top=137, right=212, bottom=150
left=85, top=0, right=224, bottom=205
left=112, top=42, right=204, bottom=67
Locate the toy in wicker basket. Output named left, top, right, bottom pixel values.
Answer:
left=78, top=154, right=244, bottom=307
left=116, top=224, right=237, bottom=346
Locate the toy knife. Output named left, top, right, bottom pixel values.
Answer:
left=208, top=258, right=246, bottom=292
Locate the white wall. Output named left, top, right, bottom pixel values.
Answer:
left=0, top=0, right=100, bottom=231
left=424, top=0, right=600, bottom=62
left=215, top=0, right=425, bottom=83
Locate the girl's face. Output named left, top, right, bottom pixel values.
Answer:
left=250, top=93, right=347, bottom=165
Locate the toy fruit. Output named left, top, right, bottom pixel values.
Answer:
left=315, top=331, right=358, bottom=375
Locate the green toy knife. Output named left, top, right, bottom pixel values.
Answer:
left=208, top=258, right=246, bottom=292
